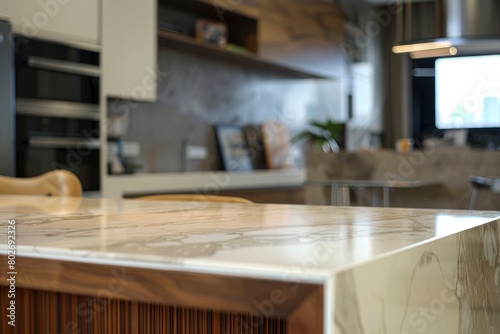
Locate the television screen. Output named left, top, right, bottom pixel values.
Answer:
left=435, top=55, right=500, bottom=129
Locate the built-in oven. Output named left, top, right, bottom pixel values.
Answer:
left=15, top=37, right=100, bottom=191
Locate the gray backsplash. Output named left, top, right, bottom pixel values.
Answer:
left=109, top=47, right=346, bottom=173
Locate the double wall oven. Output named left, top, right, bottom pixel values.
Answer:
left=15, top=37, right=100, bottom=191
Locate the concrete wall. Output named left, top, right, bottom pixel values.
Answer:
left=110, top=0, right=353, bottom=173
left=113, top=48, right=345, bottom=173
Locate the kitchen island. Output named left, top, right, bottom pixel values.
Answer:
left=0, top=195, right=499, bottom=333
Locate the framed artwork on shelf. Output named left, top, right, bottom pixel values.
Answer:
left=214, top=125, right=253, bottom=172
left=243, top=124, right=267, bottom=170
left=261, top=120, right=293, bottom=169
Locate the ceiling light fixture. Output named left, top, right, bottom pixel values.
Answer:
left=409, top=47, right=458, bottom=59
left=392, top=40, right=453, bottom=54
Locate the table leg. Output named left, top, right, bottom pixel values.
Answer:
left=341, top=186, right=350, bottom=206
left=383, top=187, right=390, bottom=207
left=469, top=188, right=478, bottom=209
left=372, top=188, right=379, bottom=207
left=331, top=184, right=338, bottom=206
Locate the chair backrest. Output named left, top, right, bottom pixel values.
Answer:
left=0, top=170, right=82, bottom=197
left=137, top=194, right=253, bottom=204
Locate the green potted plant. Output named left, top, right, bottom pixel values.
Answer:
left=291, top=119, right=343, bottom=153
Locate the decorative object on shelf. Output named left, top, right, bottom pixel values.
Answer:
left=214, top=125, right=253, bottom=172
left=225, top=43, right=250, bottom=54
left=195, top=18, right=227, bottom=48
left=243, top=124, right=267, bottom=170
left=291, top=119, right=344, bottom=153
left=261, top=120, right=293, bottom=169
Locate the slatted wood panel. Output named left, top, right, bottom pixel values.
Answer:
left=0, top=286, right=286, bottom=334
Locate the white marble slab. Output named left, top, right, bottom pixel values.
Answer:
left=333, top=218, right=500, bottom=333
left=0, top=195, right=497, bottom=282
left=1, top=195, right=499, bottom=333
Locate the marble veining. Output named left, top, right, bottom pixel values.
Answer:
left=1, top=195, right=500, bottom=333
left=333, top=218, right=500, bottom=333
left=0, top=195, right=498, bottom=283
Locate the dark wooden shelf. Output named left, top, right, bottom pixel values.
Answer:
left=158, top=30, right=329, bottom=79
left=159, top=0, right=258, bottom=21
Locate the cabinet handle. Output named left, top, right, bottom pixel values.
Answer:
left=28, top=136, right=100, bottom=149
left=27, top=56, right=100, bottom=77
left=16, top=98, right=99, bottom=120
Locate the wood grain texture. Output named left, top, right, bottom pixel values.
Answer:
left=0, top=285, right=287, bottom=333
left=0, top=170, right=82, bottom=197
left=288, top=285, right=323, bottom=334
left=220, top=187, right=305, bottom=204
left=0, top=256, right=321, bottom=317
left=136, top=194, right=254, bottom=204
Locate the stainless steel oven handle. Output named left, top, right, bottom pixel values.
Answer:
left=28, top=136, right=100, bottom=149
left=16, top=98, right=99, bottom=120
left=27, top=56, right=100, bottom=77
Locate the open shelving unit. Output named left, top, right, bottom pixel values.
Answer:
left=101, top=0, right=330, bottom=198
left=158, top=30, right=328, bottom=79
left=157, top=0, right=329, bottom=79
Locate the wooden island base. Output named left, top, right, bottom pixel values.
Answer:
left=1, top=286, right=289, bottom=333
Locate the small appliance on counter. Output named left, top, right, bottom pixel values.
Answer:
left=106, top=109, right=143, bottom=174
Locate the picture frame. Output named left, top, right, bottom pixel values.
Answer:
left=243, top=124, right=267, bottom=170
left=214, top=125, right=253, bottom=172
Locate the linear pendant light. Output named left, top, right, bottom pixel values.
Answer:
left=409, top=46, right=458, bottom=59
left=392, top=0, right=500, bottom=57
left=392, top=40, right=453, bottom=54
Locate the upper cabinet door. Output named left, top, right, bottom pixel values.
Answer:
left=1, top=0, right=99, bottom=49
left=102, top=0, right=157, bottom=102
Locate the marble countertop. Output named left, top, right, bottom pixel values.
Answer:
left=0, top=195, right=498, bottom=283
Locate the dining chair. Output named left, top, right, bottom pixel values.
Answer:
left=0, top=170, right=82, bottom=197
left=468, top=175, right=500, bottom=209
left=136, top=194, right=253, bottom=204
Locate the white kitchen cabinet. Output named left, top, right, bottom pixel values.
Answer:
left=0, top=0, right=99, bottom=50
left=102, top=0, right=157, bottom=102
